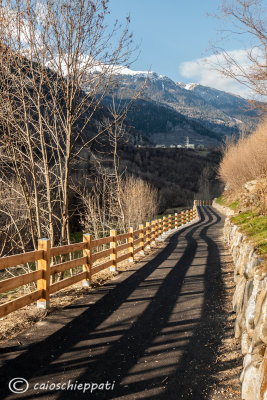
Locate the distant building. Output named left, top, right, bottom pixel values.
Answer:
left=185, top=136, right=195, bottom=149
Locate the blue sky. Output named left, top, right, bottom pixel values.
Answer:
left=107, top=0, right=253, bottom=97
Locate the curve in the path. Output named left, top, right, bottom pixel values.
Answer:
left=0, top=206, right=226, bottom=400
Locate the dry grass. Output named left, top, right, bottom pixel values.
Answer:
left=219, top=117, right=267, bottom=196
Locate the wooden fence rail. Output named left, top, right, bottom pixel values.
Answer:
left=0, top=202, right=206, bottom=318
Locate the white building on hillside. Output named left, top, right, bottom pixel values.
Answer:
left=185, top=136, right=195, bottom=149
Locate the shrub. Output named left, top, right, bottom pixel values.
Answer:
left=219, top=117, right=267, bottom=196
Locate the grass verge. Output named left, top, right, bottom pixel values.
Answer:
left=216, top=196, right=239, bottom=210
left=231, top=211, right=267, bottom=258
left=216, top=196, right=225, bottom=206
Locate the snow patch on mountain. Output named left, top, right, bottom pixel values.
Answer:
left=185, top=83, right=199, bottom=90
left=107, top=65, right=151, bottom=76
left=96, top=65, right=172, bottom=80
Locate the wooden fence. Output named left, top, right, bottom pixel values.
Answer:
left=0, top=205, right=201, bottom=318
left=195, top=199, right=213, bottom=206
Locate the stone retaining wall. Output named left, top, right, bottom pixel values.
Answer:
left=214, top=202, right=267, bottom=400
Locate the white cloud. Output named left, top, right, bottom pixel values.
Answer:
left=179, top=49, right=253, bottom=98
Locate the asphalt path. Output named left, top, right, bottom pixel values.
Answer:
left=0, top=206, right=226, bottom=400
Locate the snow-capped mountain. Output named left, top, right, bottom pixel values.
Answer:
left=96, top=66, right=261, bottom=146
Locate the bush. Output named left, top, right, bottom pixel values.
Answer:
left=219, top=117, right=267, bottom=195
left=119, top=176, right=159, bottom=230
left=79, top=174, right=159, bottom=237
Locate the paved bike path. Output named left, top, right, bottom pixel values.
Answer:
left=0, top=206, right=226, bottom=400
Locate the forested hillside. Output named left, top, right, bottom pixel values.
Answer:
left=117, top=145, right=222, bottom=211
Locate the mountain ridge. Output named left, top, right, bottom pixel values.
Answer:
left=97, top=66, right=261, bottom=146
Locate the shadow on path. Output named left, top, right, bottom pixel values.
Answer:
left=160, top=206, right=226, bottom=399
left=0, top=207, right=227, bottom=400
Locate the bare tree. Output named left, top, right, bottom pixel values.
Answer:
left=76, top=108, right=159, bottom=238
left=118, top=175, right=159, bottom=230
left=0, top=0, right=137, bottom=252
left=0, top=180, right=32, bottom=256
left=213, top=0, right=267, bottom=102
left=78, top=171, right=159, bottom=238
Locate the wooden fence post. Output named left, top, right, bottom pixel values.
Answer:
left=82, top=234, right=92, bottom=287
left=181, top=211, right=185, bottom=225
left=159, top=219, right=162, bottom=236
left=161, top=218, right=165, bottom=234
left=162, top=216, right=166, bottom=233
left=159, top=218, right=163, bottom=236
left=175, top=213, right=178, bottom=229
left=186, top=210, right=190, bottom=222
left=139, top=224, right=145, bottom=255
left=168, top=214, right=172, bottom=230
left=156, top=219, right=160, bottom=238
left=128, top=227, right=134, bottom=262
left=157, top=218, right=162, bottom=238
left=190, top=209, right=193, bottom=221
left=157, top=219, right=160, bottom=237
left=37, top=238, right=51, bottom=309
left=153, top=220, right=157, bottom=240
left=151, top=220, right=156, bottom=244
left=110, top=230, right=117, bottom=271
left=146, top=222, right=151, bottom=249
left=157, top=219, right=161, bottom=238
